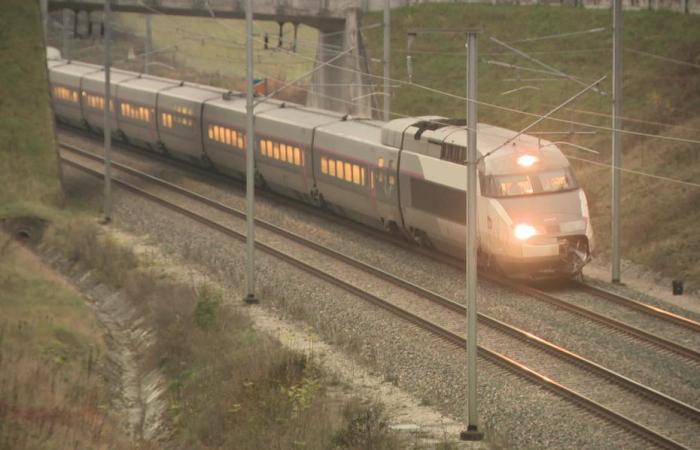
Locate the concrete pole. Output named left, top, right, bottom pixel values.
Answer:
left=103, top=0, right=113, bottom=223
left=244, top=0, right=259, bottom=304
left=62, top=9, right=71, bottom=60
left=383, top=0, right=391, bottom=121
left=611, top=0, right=623, bottom=283
left=144, top=15, right=152, bottom=74
left=460, top=31, right=484, bottom=442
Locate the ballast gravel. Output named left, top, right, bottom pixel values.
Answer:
left=59, top=164, right=659, bottom=449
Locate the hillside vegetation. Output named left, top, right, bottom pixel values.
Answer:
left=0, top=0, right=62, bottom=218
left=367, top=5, right=700, bottom=286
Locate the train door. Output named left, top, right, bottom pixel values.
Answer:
left=370, top=156, right=398, bottom=230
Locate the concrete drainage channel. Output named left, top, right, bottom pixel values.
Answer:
left=1, top=216, right=169, bottom=443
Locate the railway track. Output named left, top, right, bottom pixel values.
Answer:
left=57, top=128, right=700, bottom=364
left=59, top=142, right=700, bottom=449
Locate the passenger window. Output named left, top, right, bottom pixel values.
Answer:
left=361, top=167, right=366, bottom=186
left=388, top=175, right=396, bottom=186
left=336, top=160, right=344, bottom=179
left=344, top=162, right=352, bottom=182
left=378, top=157, right=384, bottom=168
left=225, top=128, right=232, bottom=146
left=294, top=148, right=302, bottom=166
left=370, top=172, right=375, bottom=189
left=321, top=156, right=328, bottom=174
left=287, top=147, right=294, bottom=164
left=352, top=165, right=361, bottom=185
left=273, top=143, right=280, bottom=160
left=329, top=159, right=336, bottom=177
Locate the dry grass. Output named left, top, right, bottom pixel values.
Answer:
left=44, top=219, right=407, bottom=449
left=0, top=235, right=134, bottom=450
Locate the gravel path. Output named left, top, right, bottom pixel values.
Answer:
left=59, top=161, right=663, bottom=449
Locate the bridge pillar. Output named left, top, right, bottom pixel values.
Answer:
left=307, top=8, right=376, bottom=118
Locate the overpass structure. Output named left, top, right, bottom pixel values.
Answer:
left=45, top=0, right=378, bottom=117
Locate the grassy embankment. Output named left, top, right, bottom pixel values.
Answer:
left=0, top=2, right=132, bottom=448
left=112, top=7, right=699, bottom=286
left=0, top=237, right=135, bottom=449
left=0, top=0, right=63, bottom=219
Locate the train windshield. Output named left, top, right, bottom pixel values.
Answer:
left=482, top=168, right=578, bottom=197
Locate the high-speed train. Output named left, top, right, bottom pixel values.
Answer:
left=47, top=55, right=594, bottom=278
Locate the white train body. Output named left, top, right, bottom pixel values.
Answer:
left=47, top=58, right=594, bottom=278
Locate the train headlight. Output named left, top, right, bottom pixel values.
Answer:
left=517, top=154, right=538, bottom=167
left=514, top=223, right=537, bottom=241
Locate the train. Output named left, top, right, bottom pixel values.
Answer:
left=46, top=52, right=594, bottom=278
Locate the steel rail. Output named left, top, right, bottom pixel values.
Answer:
left=489, top=275, right=700, bottom=363
left=57, top=131, right=700, bottom=363
left=60, top=142, right=700, bottom=421
left=572, top=281, right=700, bottom=333
left=59, top=150, right=692, bottom=450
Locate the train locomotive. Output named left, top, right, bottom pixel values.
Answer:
left=47, top=55, right=594, bottom=278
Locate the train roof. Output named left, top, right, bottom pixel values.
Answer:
left=161, top=84, right=228, bottom=103
left=316, top=118, right=386, bottom=147
left=118, top=75, right=178, bottom=92
left=49, top=60, right=102, bottom=75
left=82, top=67, right=139, bottom=83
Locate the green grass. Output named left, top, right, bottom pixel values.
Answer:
left=0, top=0, right=63, bottom=218
left=116, top=13, right=319, bottom=81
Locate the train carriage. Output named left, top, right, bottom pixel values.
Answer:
left=156, top=83, right=227, bottom=164
left=114, top=75, right=179, bottom=150
left=254, top=104, right=342, bottom=203
left=47, top=60, right=101, bottom=128
left=80, top=68, right=138, bottom=136
left=201, top=94, right=277, bottom=179
left=46, top=51, right=594, bottom=279
left=314, top=119, right=401, bottom=229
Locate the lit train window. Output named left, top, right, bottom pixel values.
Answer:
left=320, top=155, right=366, bottom=186
left=207, top=124, right=246, bottom=150
left=539, top=171, right=571, bottom=192
left=120, top=102, right=151, bottom=122
left=337, top=161, right=344, bottom=180
left=259, top=139, right=303, bottom=167
left=53, top=86, right=79, bottom=103
left=377, top=157, right=384, bottom=168
left=161, top=113, right=173, bottom=128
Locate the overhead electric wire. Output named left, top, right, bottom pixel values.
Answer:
left=510, top=27, right=608, bottom=43
left=625, top=48, right=700, bottom=70
left=126, top=1, right=700, bottom=148
left=565, top=153, right=700, bottom=188
left=97, top=24, right=700, bottom=190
